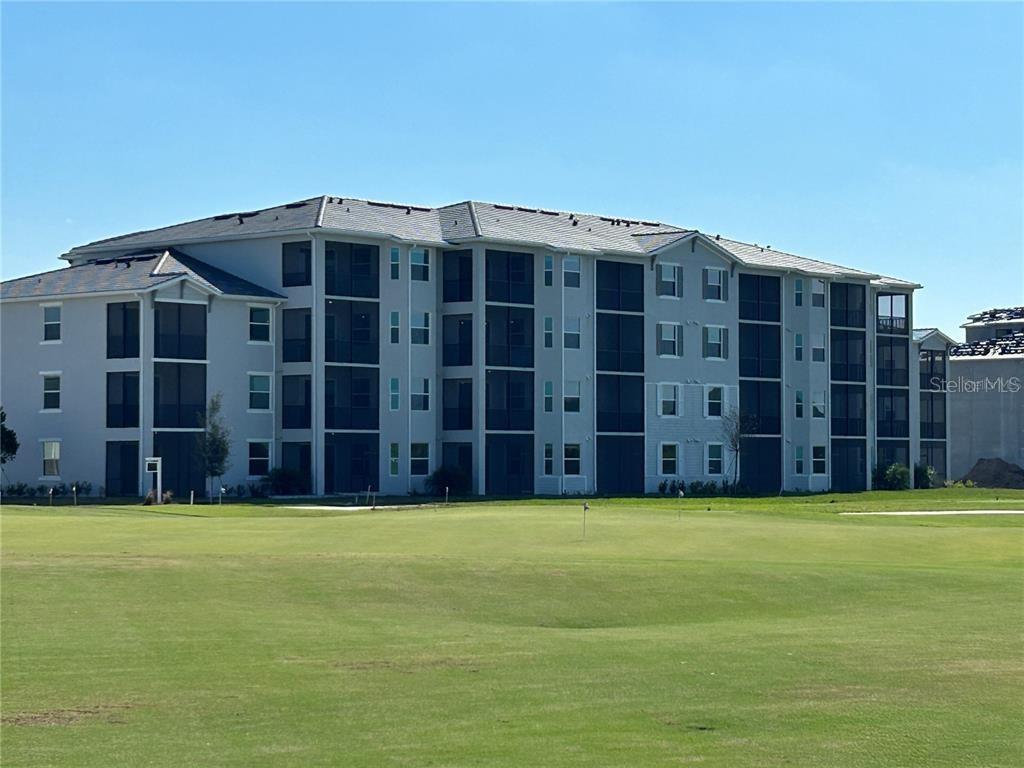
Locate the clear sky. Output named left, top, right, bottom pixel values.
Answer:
left=2, top=2, right=1021, bottom=338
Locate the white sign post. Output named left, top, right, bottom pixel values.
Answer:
left=145, top=457, right=163, bottom=505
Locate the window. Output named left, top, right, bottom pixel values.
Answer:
left=657, top=323, right=681, bottom=357
left=389, top=378, right=400, bottom=411
left=877, top=293, right=908, bottom=334
left=154, top=302, right=206, bottom=360
left=543, top=317, right=553, bottom=348
left=106, top=372, right=139, bottom=428
left=248, top=442, right=271, bottom=477
left=42, top=305, right=61, bottom=342
left=877, top=336, right=909, bottom=386
left=830, top=283, right=866, bottom=328
left=706, top=385, right=723, bottom=418
left=42, top=374, right=60, bottom=411
left=812, top=445, right=827, bottom=475
left=153, top=362, right=206, bottom=428
left=811, top=279, right=826, bottom=308
left=795, top=446, right=805, bottom=475
left=389, top=443, right=400, bottom=476
left=794, top=278, right=804, bottom=307
left=442, top=379, right=472, bottom=430
left=544, top=255, right=553, bottom=287
left=832, top=384, right=867, bottom=436
left=564, top=444, right=581, bottom=476
left=739, top=380, right=781, bottom=435
left=245, top=374, right=270, bottom=411
left=564, top=316, right=581, bottom=349
left=325, top=241, right=380, bottom=298
left=486, top=249, right=534, bottom=304
left=544, top=443, right=553, bottom=475
left=596, top=313, right=644, bottom=372
left=877, top=389, right=910, bottom=438
left=811, top=334, right=826, bottom=363
left=486, top=306, right=533, bottom=367
left=544, top=381, right=554, bottom=413
left=702, top=268, right=728, bottom=301
left=411, top=248, right=430, bottom=281
left=282, top=241, right=312, bottom=287
left=282, top=309, right=311, bottom=362
left=657, top=263, right=682, bottom=298
left=390, top=247, right=400, bottom=280
left=411, top=378, right=430, bottom=411
left=794, top=333, right=804, bottom=361
left=443, top=250, right=473, bottom=302
left=390, top=311, right=400, bottom=344
left=921, top=392, right=946, bottom=439
left=486, top=370, right=534, bottom=430
left=738, top=274, right=780, bottom=322
left=324, top=367, right=378, bottom=430
left=596, top=375, right=644, bottom=432
left=282, top=375, right=311, bottom=428
left=795, top=390, right=804, bottom=419
left=443, top=314, right=472, bottom=366
left=812, top=391, right=826, bottom=419
left=249, top=306, right=271, bottom=342
left=707, top=443, right=723, bottom=475
left=658, top=383, right=679, bottom=417
left=703, top=326, right=729, bottom=360
left=596, top=260, right=644, bottom=312
left=324, top=300, right=379, bottom=364
left=831, top=329, right=866, bottom=382
left=564, top=380, right=581, bottom=413
left=411, top=312, right=430, bottom=345
left=564, top=255, right=581, bottom=288
left=661, top=443, right=679, bottom=475
left=107, top=302, right=140, bottom=359
left=920, top=350, right=947, bottom=390
left=42, top=440, right=60, bottom=477
left=410, top=443, right=429, bottom=475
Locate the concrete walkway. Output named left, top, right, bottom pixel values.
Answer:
left=840, top=509, right=1024, bottom=516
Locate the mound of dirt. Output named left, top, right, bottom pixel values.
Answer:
left=962, top=458, right=1024, bottom=489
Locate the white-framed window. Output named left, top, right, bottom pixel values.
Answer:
left=661, top=443, right=679, bottom=475
left=795, top=390, right=805, bottom=419
left=411, top=378, right=429, bottom=411
left=410, top=442, right=429, bottom=475
left=563, top=444, right=581, bottom=475
left=703, top=268, right=728, bottom=301
left=812, top=279, right=826, bottom=308
left=794, top=333, right=804, bottom=361
left=544, top=255, right=554, bottom=287
left=390, top=247, right=401, bottom=280
left=706, top=443, right=724, bottom=475
left=543, top=381, right=554, bottom=413
left=705, top=385, right=723, bottom=418
left=42, top=439, right=61, bottom=478
left=248, top=305, right=271, bottom=343
left=247, top=440, right=271, bottom=477
left=811, top=334, right=826, bottom=362
left=812, top=445, right=827, bottom=474
left=411, top=312, right=430, bottom=345
left=703, top=326, right=728, bottom=360
left=657, top=322, right=682, bottom=357
left=657, top=263, right=682, bottom=298
left=564, top=255, right=581, bottom=288
left=411, top=248, right=429, bottom=281
left=812, top=391, right=826, bottom=419
left=794, top=278, right=804, bottom=307
left=564, top=380, right=581, bottom=412
left=248, top=373, right=271, bottom=411
left=658, top=383, right=679, bottom=417
left=389, top=311, right=400, bottom=344
left=795, top=446, right=805, bottom=475
left=41, top=303, right=62, bottom=343
left=389, top=443, right=400, bottom=476
left=544, top=317, right=554, bottom=348
left=41, top=373, right=61, bottom=411
left=544, top=443, right=554, bottom=475
left=564, top=316, right=581, bottom=349
left=389, top=377, right=400, bottom=411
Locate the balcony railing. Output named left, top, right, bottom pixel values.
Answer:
left=877, top=316, right=908, bottom=334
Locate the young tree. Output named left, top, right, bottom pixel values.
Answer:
left=196, top=392, right=231, bottom=500
left=1, top=407, right=19, bottom=467
left=720, top=406, right=757, bottom=487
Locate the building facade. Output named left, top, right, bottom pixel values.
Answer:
left=0, top=195, right=927, bottom=497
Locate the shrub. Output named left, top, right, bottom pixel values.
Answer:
left=657, top=479, right=668, bottom=495
left=5, top=482, right=27, bottom=496
left=143, top=490, right=156, bottom=505
left=248, top=481, right=269, bottom=499
left=162, top=490, right=174, bottom=504
left=71, top=481, right=93, bottom=497
left=874, top=463, right=910, bottom=490
left=914, top=463, right=935, bottom=490
left=50, top=482, right=68, bottom=497
left=425, top=465, right=471, bottom=497
left=669, top=479, right=679, bottom=496
left=264, top=468, right=308, bottom=496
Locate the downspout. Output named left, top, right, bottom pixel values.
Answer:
left=560, top=251, right=567, bottom=496
left=306, top=231, right=320, bottom=495
left=779, top=270, right=790, bottom=496
left=407, top=243, right=414, bottom=494
left=136, top=291, right=146, bottom=495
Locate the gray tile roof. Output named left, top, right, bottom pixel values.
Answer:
left=962, top=307, right=1024, bottom=327
left=63, top=194, right=918, bottom=287
left=2, top=248, right=282, bottom=300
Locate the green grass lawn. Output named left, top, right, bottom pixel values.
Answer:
left=3, top=489, right=1023, bottom=767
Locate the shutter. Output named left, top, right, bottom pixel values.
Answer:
left=722, top=271, right=730, bottom=302
left=723, top=328, right=730, bottom=360
left=702, top=326, right=709, bottom=358
left=702, top=268, right=709, bottom=299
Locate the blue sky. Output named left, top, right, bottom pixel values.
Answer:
left=2, top=2, right=1021, bottom=338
